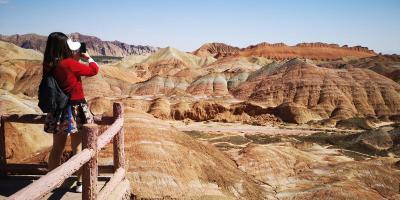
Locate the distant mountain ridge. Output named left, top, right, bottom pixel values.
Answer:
left=0, top=33, right=158, bottom=57
left=193, top=42, right=377, bottom=60
left=193, top=43, right=240, bottom=58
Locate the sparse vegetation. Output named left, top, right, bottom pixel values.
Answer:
left=209, top=135, right=251, bottom=145
left=244, top=134, right=282, bottom=144
left=91, top=56, right=123, bottom=63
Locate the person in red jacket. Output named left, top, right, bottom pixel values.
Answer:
left=42, top=32, right=99, bottom=193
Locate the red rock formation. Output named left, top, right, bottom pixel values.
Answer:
left=272, top=102, right=323, bottom=124
left=170, top=101, right=192, bottom=120
left=129, top=75, right=190, bottom=96
left=230, top=102, right=271, bottom=116
left=119, top=113, right=271, bottom=199
left=193, top=41, right=376, bottom=60
left=203, top=56, right=264, bottom=73
left=0, top=90, right=52, bottom=162
left=139, top=47, right=214, bottom=77
left=186, top=101, right=229, bottom=121
left=192, top=43, right=240, bottom=58
left=232, top=59, right=400, bottom=123
left=320, top=54, right=400, bottom=83
left=0, top=41, right=43, bottom=96
left=147, top=97, right=171, bottom=119
left=238, top=42, right=376, bottom=60
left=187, top=73, right=230, bottom=96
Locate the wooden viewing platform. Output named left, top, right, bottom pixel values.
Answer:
left=0, top=102, right=131, bottom=200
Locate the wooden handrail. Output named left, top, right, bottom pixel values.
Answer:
left=3, top=164, right=115, bottom=175
left=1, top=114, right=115, bottom=125
left=98, top=167, right=125, bottom=200
left=8, top=148, right=95, bottom=200
left=98, top=118, right=123, bottom=149
left=82, top=124, right=98, bottom=200
left=2, top=102, right=128, bottom=200
left=113, top=103, right=126, bottom=170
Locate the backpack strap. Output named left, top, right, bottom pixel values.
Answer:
left=45, top=63, right=72, bottom=98
left=43, top=58, right=61, bottom=77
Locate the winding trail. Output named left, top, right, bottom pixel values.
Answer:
left=171, top=121, right=318, bottom=136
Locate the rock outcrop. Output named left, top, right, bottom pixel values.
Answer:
left=147, top=99, right=282, bottom=125
left=238, top=42, right=376, bottom=60
left=139, top=47, right=215, bottom=77
left=320, top=54, right=400, bottom=83
left=0, top=41, right=43, bottom=96
left=147, top=97, right=171, bottom=119
left=103, top=111, right=274, bottom=199
left=129, top=75, right=190, bottom=96
left=0, top=34, right=46, bottom=53
left=187, top=73, right=230, bottom=96
left=129, top=71, right=250, bottom=97
left=273, top=102, right=323, bottom=124
left=203, top=56, right=266, bottom=73
left=193, top=42, right=240, bottom=58
left=193, top=41, right=376, bottom=61
left=232, top=58, right=400, bottom=123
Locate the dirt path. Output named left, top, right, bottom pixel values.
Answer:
left=170, top=121, right=318, bottom=136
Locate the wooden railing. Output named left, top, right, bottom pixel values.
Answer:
left=0, top=102, right=128, bottom=200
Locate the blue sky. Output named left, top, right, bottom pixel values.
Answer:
left=0, top=0, right=399, bottom=54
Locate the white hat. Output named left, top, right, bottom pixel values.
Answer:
left=67, top=38, right=81, bottom=51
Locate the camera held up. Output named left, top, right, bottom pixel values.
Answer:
left=79, top=42, right=87, bottom=54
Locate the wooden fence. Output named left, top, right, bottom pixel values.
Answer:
left=0, top=102, right=128, bottom=200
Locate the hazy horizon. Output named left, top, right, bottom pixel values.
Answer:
left=0, top=0, right=399, bottom=54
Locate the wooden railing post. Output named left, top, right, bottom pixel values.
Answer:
left=113, top=102, right=125, bottom=170
left=4, top=102, right=130, bottom=199
left=0, top=116, right=7, bottom=177
left=82, top=124, right=98, bottom=200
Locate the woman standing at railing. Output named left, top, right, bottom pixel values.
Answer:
left=41, top=32, right=99, bottom=193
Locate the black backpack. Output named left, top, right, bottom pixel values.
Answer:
left=38, top=71, right=69, bottom=113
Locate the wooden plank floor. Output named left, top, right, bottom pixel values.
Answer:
left=0, top=175, right=110, bottom=200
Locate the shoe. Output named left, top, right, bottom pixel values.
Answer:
left=75, top=182, right=82, bottom=193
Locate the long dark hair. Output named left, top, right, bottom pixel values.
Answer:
left=42, top=32, right=72, bottom=74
